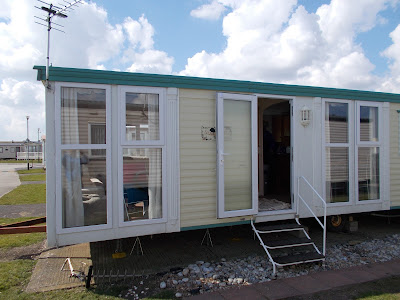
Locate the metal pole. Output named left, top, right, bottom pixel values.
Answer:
left=26, top=116, right=30, bottom=170
left=45, top=5, right=52, bottom=89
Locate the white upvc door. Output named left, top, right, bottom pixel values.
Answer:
left=217, top=93, right=258, bottom=218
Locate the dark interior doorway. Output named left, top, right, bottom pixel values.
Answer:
left=259, top=100, right=291, bottom=211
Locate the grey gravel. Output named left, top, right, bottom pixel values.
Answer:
left=154, top=233, right=400, bottom=297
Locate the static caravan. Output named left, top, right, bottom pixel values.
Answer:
left=0, top=142, right=25, bottom=159
left=35, top=66, right=400, bottom=269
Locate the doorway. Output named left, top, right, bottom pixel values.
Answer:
left=258, top=99, right=292, bottom=212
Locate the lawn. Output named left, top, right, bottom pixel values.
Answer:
left=0, top=232, right=46, bottom=249
left=0, top=217, right=46, bottom=249
left=17, top=169, right=46, bottom=174
left=19, top=174, right=46, bottom=182
left=0, top=217, right=43, bottom=226
left=0, top=184, right=46, bottom=205
left=0, top=260, right=175, bottom=300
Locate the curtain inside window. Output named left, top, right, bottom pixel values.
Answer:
left=148, top=94, right=162, bottom=219
left=61, top=88, right=83, bottom=228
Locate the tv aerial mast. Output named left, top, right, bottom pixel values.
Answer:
left=35, top=0, right=83, bottom=88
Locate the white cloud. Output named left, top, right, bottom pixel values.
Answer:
left=181, top=0, right=399, bottom=91
left=0, top=79, right=44, bottom=141
left=190, top=0, right=227, bottom=20
left=380, top=24, right=400, bottom=92
left=122, top=15, right=174, bottom=74
left=0, top=1, right=174, bottom=140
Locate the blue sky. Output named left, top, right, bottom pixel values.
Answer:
left=0, top=0, right=399, bottom=140
left=91, top=0, right=399, bottom=76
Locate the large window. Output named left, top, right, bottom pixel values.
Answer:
left=325, top=101, right=351, bottom=203
left=120, top=87, right=165, bottom=224
left=58, top=85, right=110, bottom=230
left=357, top=104, right=381, bottom=201
left=324, top=100, right=381, bottom=204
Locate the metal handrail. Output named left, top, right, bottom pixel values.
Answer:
left=297, top=176, right=326, bottom=256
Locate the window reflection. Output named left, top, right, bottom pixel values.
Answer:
left=358, top=147, right=380, bottom=200
left=123, top=148, right=162, bottom=221
left=325, top=102, right=348, bottom=144
left=360, top=106, right=378, bottom=142
left=125, top=93, right=159, bottom=142
left=61, top=87, right=106, bottom=145
left=62, top=149, right=107, bottom=228
left=326, top=147, right=349, bottom=203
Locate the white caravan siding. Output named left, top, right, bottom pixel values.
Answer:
left=179, top=89, right=250, bottom=228
left=390, top=103, right=400, bottom=208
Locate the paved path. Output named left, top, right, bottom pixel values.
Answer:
left=189, top=259, right=400, bottom=299
left=0, top=163, right=46, bottom=218
left=0, top=163, right=21, bottom=198
left=0, top=204, right=46, bottom=218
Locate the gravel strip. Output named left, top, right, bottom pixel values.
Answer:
left=120, top=233, right=400, bottom=299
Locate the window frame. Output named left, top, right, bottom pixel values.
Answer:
left=119, top=86, right=165, bottom=147
left=322, top=98, right=355, bottom=206
left=118, top=86, right=167, bottom=228
left=54, top=82, right=112, bottom=234
left=355, top=101, right=383, bottom=203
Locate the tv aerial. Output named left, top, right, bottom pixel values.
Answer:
left=35, top=0, right=83, bottom=88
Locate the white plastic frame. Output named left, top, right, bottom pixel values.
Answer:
left=54, top=82, right=112, bottom=234
left=216, top=92, right=258, bottom=218
left=118, top=86, right=167, bottom=227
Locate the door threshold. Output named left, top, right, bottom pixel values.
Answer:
left=257, top=208, right=296, bottom=217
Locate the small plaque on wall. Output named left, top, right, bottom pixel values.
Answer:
left=201, top=126, right=216, bottom=141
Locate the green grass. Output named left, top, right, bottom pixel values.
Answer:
left=0, top=232, right=46, bottom=249
left=0, top=260, right=124, bottom=300
left=19, top=174, right=46, bottom=182
left=17, top=169, right=45, bottom=174
left=0, top=217, right=42, bottom=226
left=0, top=258, right=177, bottom=300
left=357, top=294, right=400, bottom=300
left=0, top=260, right=36, bottom=294
left=0, top=217, right=46, bottom=249
left=0, top=184, right=46, bottom=205
left=0, top=159, right=42, bottom=164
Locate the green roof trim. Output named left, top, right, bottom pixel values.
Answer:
left=34, top=66, right=400, bottom=102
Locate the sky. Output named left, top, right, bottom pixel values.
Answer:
left=0, top=0, right=399, bottom=141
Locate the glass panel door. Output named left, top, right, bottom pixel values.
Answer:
left=217, top=93, right=258, bottom=218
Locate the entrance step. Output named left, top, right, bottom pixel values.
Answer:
left=251, top=219, right=325, bottom=274
left=261, top=237, right=313, bottom=249
left=256, top=223, right=303, bottom=233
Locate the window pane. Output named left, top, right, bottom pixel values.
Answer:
left=223, top=99, right=252, bottom=211
left=325, top=102, right=348, bottom=143
left=62, top=149, right=107, bottom=228
left=125, top=93, right=159, bottom=142
left=360, top=106, right=378, bottom=142
left=123, top=148, right=162, bottom=221
left=358, top=147, right=380, bottom=200
left=61, top=87, right=106, bottom=144
left=326, top=147, right=349, bottom=203
left=90, top=124, right=106, bottom=156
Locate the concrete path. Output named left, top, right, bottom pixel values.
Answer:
left=189, top=259, right=400, bottom=299
left=0, top=163, right=21, bottom=198
left=0, top=204, right=46, bottom=218
left=0, top=163, right=46, bottom=218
